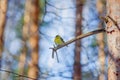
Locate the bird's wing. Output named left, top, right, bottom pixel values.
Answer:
left=60, top=37, right=68, bottom=47
left=60, top=37, right=65, bottom=43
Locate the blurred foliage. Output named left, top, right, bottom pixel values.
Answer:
left=91, top=39, right=98, bottom=47
left=15, top=16, right=24, bottom=38
left=39, top=0, right=52, bottom=27
left=39, top=0, right=45, bottom=22
left=18, top=2, right=25, bottom=9
left=11, top=67, right=28, bottom=80
left=82, top=72, right=93, bottom=80
left=11, top=69, right=20, bottom=80
left=39, top=0, right=45, bottom=13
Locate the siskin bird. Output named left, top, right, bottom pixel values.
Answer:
left=54, top=35, right=66, bottom=46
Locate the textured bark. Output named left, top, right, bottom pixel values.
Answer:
left=73, top=0, right=83, bottom=80
left=106, top=0, right=120, bottom=80
left=0, top=0, right=7, bottom=67
left=96, top=0, right=105, bottom=80
left=97, top=24, right=105, bottom=80
left=23, top=0, right=40, bottom=79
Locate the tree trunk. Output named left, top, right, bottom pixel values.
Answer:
left=18, top=45, right=27, bottom=80
left=97, top=24, right=105, bottom=80
left=23, top=0, right=40, bottom=79
left=0, top=1, right=8, bottom=79
left=96, top=0, right=105, bottom=80
left=0, top=0, right=7, bottom=68
left=106, top=0, right=120, bottom=80
left=73, top=0, right=83, bottom=80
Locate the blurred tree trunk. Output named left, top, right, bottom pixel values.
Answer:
left=0, top=0, right=8, bottom=80
left=73, top=0, right=83, bottom=80
left=106, top=0, right=120, bottom=80
left=96, top=0, right=106, bottom=80
left=97, top=24, right=105, bottom=80
left=23, top=0, right=40, bottom=79
left=0, top=0, right=7, bottom=68
left=18, top=45, right=27, bottom=80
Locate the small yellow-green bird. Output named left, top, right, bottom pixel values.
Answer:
left=54, top=35, right=66, bottom=46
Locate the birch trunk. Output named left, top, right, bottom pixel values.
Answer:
left=106, top=0, right=120, bottom=79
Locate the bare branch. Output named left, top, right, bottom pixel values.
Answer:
left=46, top=1, right=83, bottom=10
left=50, top=46, right=59, bottom=63
left=50, top=28, right=105, bottom=51
left=46, top=11, right=75, bottom=19
left=107, top=15, right=120, bottom=31
left=40, top=0, right=77, bottom=25
left=56, top=51, right=59, bottom=63
left=100, top=16, right=120, bottom=31
left=0, top=69, right=37, bottom=80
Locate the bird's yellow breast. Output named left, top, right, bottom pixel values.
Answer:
left=54, top=37, right=64, bottom=45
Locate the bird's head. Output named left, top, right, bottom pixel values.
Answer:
left=55, top=35, right=60, bottom=38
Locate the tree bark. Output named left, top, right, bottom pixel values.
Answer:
left=0, top=0, right=7, bottom=68
left=0, top=0, right=8, bottom=79
left=106, top=0, right=120, bottom=80
left=73, top=0, right=83, bottom=80
left=23, top=0, right=40, bottom=79
left=97, top=24, right=105, bottom=80
left=96, top=0, right=105, bottom=80
left=18, top=45, right=27, bottom=80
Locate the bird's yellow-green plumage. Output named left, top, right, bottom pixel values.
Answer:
left=54, top=35, right=65, bottom=46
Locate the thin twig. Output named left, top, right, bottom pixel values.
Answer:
left=0, top=69, right=37, bottom=80
left=46, top=11, right=75, bottom=19
left=100, top=16, right=120, bottom=31
left=50, top=46, right=59, bottom=62
left=107, top=15, right=120, bottom=31
left=46, top=0, right=83, bottom=10
left=52, top=50, right=54, bottom=58
left=55, top=51, right=59, bottom=63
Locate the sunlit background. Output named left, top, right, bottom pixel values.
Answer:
left=0, top=0, right=108, bottom=80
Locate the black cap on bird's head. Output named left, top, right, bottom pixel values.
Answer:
left=55, top=35, right=60, bottom=38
